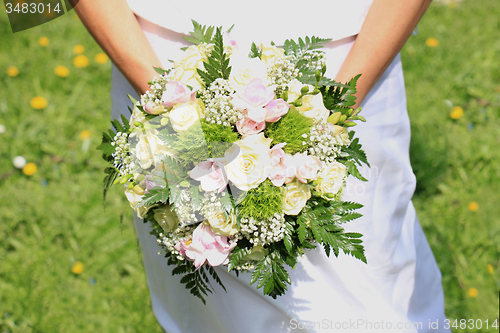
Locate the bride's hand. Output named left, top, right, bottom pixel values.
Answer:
left=335, top=0, right=433, bottom=108
left=74, top=0, right=163, bottom=95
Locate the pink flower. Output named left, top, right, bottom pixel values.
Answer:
left=144, top=175, right=165, bottom=194
left=236, top=117, right=266, bottom=136
left=264, top=99, right=290, bottom=122
left=223, top=32, right=239, bottom=51
left=144, top=101, right=165, bottom=115
left=268, top=143, right=289, bottom=186
left=286, top=153, right=323, bottom=183
left=174, top=223, right=237, bottom=268
left=189, top=161, right=228, bottom=193
left=231, top=78, right=276, bottom=123
left=161, top=81, right=196, bottom=108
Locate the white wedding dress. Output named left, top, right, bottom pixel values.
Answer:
left=110, top=1, right=450, bottom=332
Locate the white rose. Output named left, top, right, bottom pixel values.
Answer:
left=154, top=205, right=179, bottom=233
left=225, top=133, right=272, bottom=191
left=286, top=79, right=306, bottom=102
left=333, top=125, right=351, bottom=145
left=297, top=92, right=329, bottom=123
left=283, top=178, right=311, bottom=215
left=168, top=99, right=205, bottom=132
left=228, top=52, right=268, bottom=91
left=131, top=129, right=173, bottom=170
left=171, top=45, right=207, bottom=90
left=259, top=44, right=285, bottom=65
left=316, top=162, right=347, bottom=197
left=125, top=189, right=151, bottom=218
left=206, top=211, right=239, bottom=236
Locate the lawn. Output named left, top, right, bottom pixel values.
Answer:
left=0, top=0, right=498, bottom=332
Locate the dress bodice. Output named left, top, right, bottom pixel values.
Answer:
left=126, top=0, right=373, bottom=46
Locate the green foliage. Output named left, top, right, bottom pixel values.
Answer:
left=250, top=251, right=291, bottom=298
left=321, top=74, right=360, bottom=112
left=136, top=187, right=169, bottom=208
left=249, top=42, right=262, bottom=59
left=169, top=124, right=210, bottom=167
left=200, top=119, right=240, bottom=157
left=298, top=203, right=366, bottom=263
left=237, top=180, right=284, bottom=220
left=183, top=20, right=215, bottom=45
left=197, top=27, right=231, bottom=87
left=227, top=246, right=251, bottom=271
left=342, top=132, right=369, bottom=166
left=264, top=106, right=314, bottom=154
left=283, top=36, right=331, bottom=60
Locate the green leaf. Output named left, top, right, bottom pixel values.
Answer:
left=249, top=42, right=262, bottom=59
left=197, top=27, right=231, bottom=87
left=228, top=247, right=251, bottom=271
left=345, top=160, right=367, bottom=182
left=184, top=20, right=215, bottom=45
left=136, top=187, right=169, bottom=207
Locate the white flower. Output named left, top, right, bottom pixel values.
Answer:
left=13, top=156, right=26, bottom=169
left=125, top=188, right=151, bottom=218
left=259, top=44, right=285, bottom=65
left=168, top=99, right=205, bottom=132
left=297, top=92, right=329, bottom=123
left=171, top=44, right=207, bottom=90
left=316, top=162, right=347, bottom=197
left=154, top=205, right=179, bottom=233
left=0, top=124, right=6, bottom=134
left=225, top=133, right=272, bottom=191
left=283, top=178, right=311, bottom=215
left=130, top=129, right=173, bottom=170
left=228, top=52, right=268, bottom=91
left=206, top=211, right=239, bottom=236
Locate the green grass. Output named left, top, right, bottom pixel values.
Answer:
left=0, top=0, right=499, bottom=332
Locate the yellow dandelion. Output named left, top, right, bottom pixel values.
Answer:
left=38, top=36, right=49, bottom=47
left=450, top=106, right=464, bottom=119
left=54, top=65, right=70, bottom=77
left=72, top=261, right=84, bottom=274
left=73, top=44, right=85, bottom=54
left=30, top=96, right=48, bottom=110
left=95, top=53, right=109, bottom=64
left=426, top=37, right=440, bottom=47
left=79, top=130, right=91, bottom=140
left=487, top=264, right=494, bottom=275
left=7, top=66, right=19, bottom=77
left=467, top=287, right=478, bottom=298
left=22, top=162, right=37, bottom=176
left=467, top=201, right=479, bottom=212
left=74, top=55, right=89, bottom=68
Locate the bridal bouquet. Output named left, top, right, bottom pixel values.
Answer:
left=99, top=22, right=369, bottom=303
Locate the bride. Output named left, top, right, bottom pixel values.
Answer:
left=75, top=0, right=450, bottom=332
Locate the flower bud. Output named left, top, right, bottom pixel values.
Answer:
left=160, top=116, right=169, bottom=127
left=338, top=114, right=347, bottom=123
left=127, top=182, right=135, bottom=190
left=327, top=112, right=342, bottom=124
left=281, top=90, right=289, bottom=102
left=293, top=100, right=303, bottom=107
left=315, top=70, right=321, bottom=82
left=133, top=185, right=145, bottom=195
left=120, top=174, right=132, bottom=184
left=133, top=121, right=144, bottom=128
left=344, top=121, right=357, bottom=127
left=300, top=86, right=309, bottom=94
left=312, top=88, right=320, bottom=95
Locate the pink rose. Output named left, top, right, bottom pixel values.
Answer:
left=264, top=99, right=290, bottom=122
left=162, top=81, right=196, bottom=108
left=144, top=101, right=165, bottom=115
left=174, top=223, right=237, bottom=268
left=189, top=161, right=228, bottom=193
left=268, top=143, right=289, bottom=186
left=286, top=153, right=323, bottom=183
left=236, top=117, right=266, bottom=136
left=231, top=78, right=276, bottom=123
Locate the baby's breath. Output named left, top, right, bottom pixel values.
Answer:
left=202, top=78, right=243, bottom=126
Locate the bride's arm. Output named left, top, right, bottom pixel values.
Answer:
left=334, top=0, right=433, bottom=107
left=74, top=0, right=162, bottom=95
